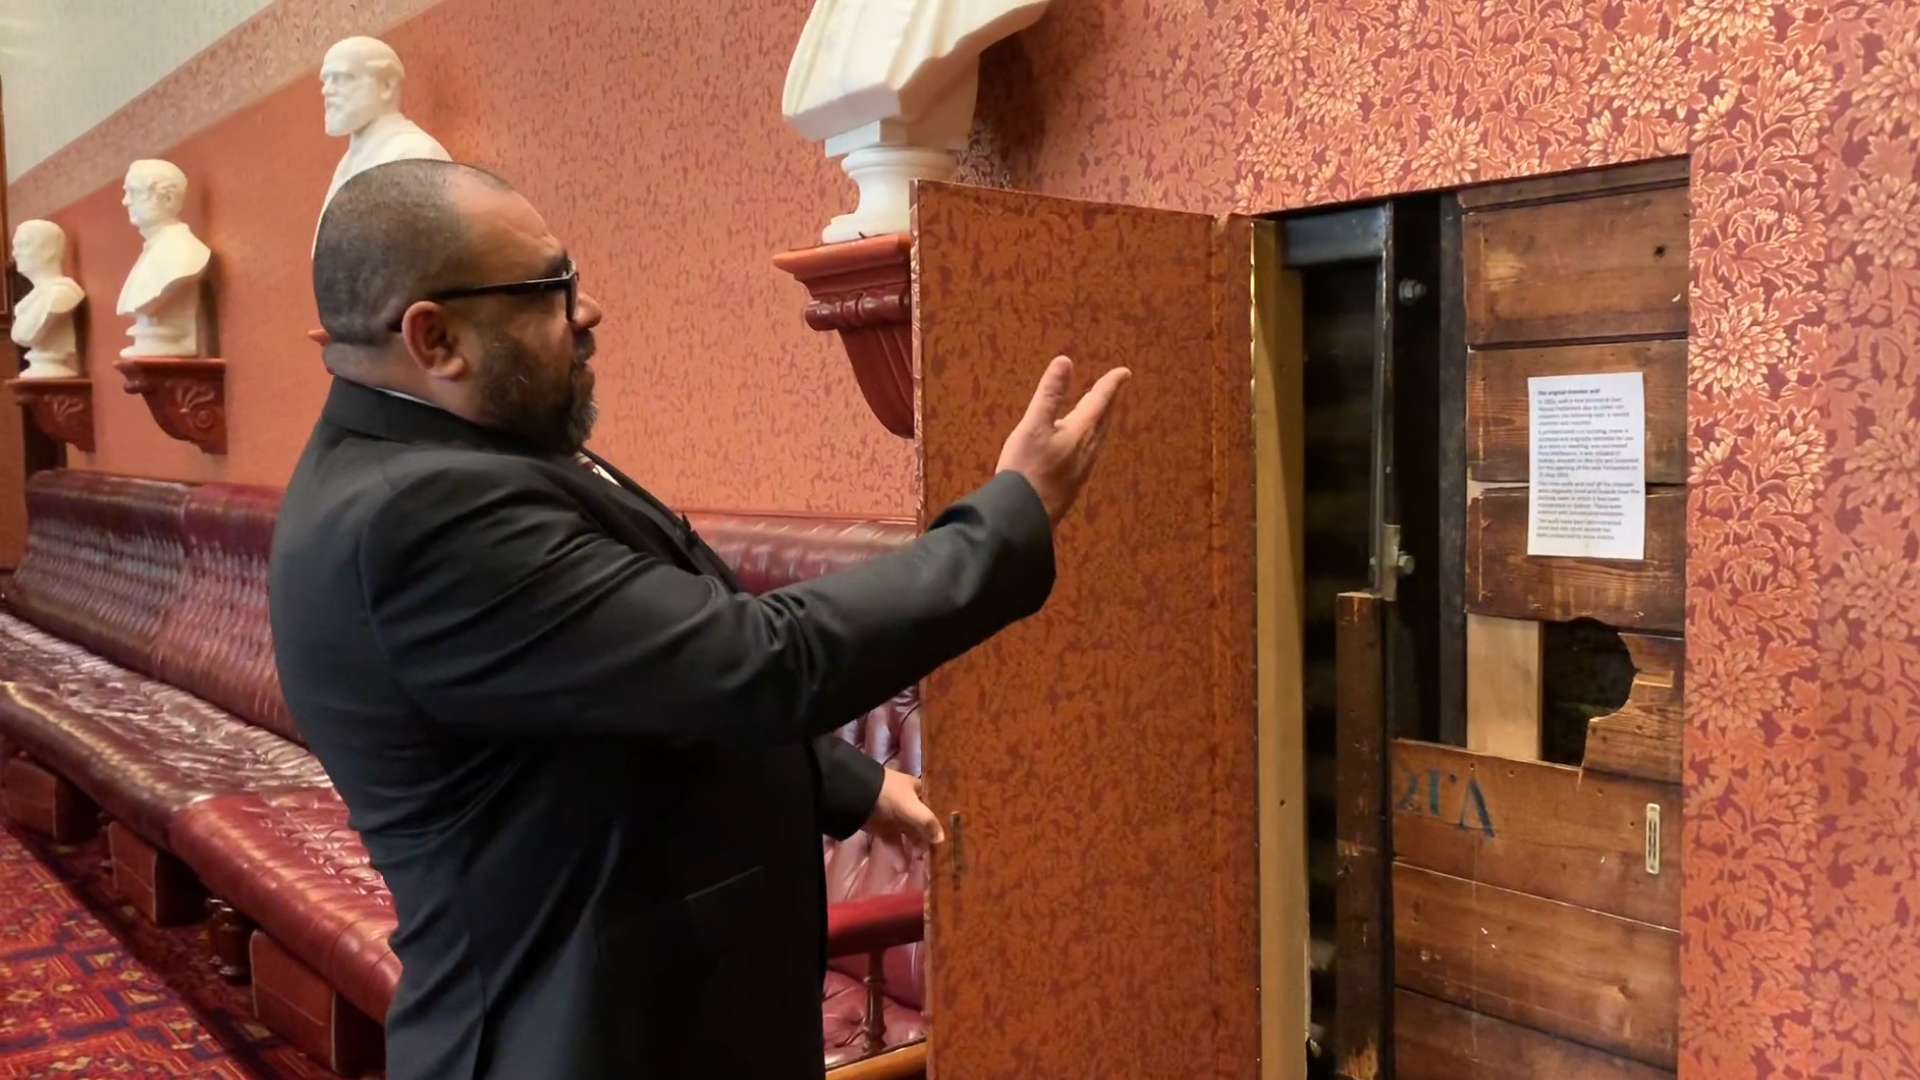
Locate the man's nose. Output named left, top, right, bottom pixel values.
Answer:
left=573, top=291, right=604, bottom=331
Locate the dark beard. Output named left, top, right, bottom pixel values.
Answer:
left=475, top=331, right=597, bottom=454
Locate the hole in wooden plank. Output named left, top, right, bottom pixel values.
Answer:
left=1539, top=618, right=1635, bottom=766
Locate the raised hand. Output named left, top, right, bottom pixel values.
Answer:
left=994, top=355, right=1132, bottom=526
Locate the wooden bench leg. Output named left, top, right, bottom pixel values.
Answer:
left=105, top=820, right=205, bottom=927
left=207, top=898, right=256, bottom=983
left=250, top=931, right=384, bottom=1076
left=0, top=755, right=99, bottom=842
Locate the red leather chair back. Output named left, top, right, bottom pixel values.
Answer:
left=152, top=483, right=301, bottom=744
left=687, top=511, right=927, bottom=1009
left=5, top=470, right=192, bottom=675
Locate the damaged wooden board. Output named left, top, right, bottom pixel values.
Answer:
left=1463, top=186, right=1690, bottom=346
left=1467, top=487, right=1686, bottom=632
left=1391, top=740, right=1680, bottom=928
left=1584, top=633, right=1684, bottom=784
left=1395, top=990, right=1674, bottom=1080
left=1393, top=865, right=1679, bottom=1068
left=1467, top=340, right=1688, bottom=484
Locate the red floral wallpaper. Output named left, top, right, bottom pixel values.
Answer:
left=1202, top=0, right=1918, bottom=1073
left=12, top=0, right=1917, bottom=1071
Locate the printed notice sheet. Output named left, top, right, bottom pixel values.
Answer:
left=1526, top=371, right=1646, bottom=560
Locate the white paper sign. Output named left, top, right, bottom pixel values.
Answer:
left=1526, top=371, right=1646, bottom=560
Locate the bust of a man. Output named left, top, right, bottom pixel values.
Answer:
left=319, top=37, right=450, bottom=219
left=116, top=159, right=212, bottom=359
left=10, top=220, right=86, bottom=379
left=783, top=0, right=1053, bottom=242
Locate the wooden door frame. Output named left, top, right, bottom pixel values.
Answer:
left=1252, top=220, right=1310, bottom=1080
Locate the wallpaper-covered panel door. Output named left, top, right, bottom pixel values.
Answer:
left=914, top=182, right=1259, bottom=1080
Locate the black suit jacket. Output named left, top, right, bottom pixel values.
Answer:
left=267, top=379, right=1054, bottom=1080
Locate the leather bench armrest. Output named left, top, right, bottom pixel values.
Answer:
left=827, top=889, right=925, bottom=958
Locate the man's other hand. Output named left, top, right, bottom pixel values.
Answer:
left=863, top=767, right=944, bottom=846
left=995, top=355, right=1131, bottom=526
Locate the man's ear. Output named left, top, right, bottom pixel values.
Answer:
left=398, top=304, right=469, bottom=382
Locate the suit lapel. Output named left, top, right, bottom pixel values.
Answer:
left=578, top=450, right=744, bottom=590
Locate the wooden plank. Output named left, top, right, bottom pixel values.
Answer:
left=1465, top=614, right=1542, bottom=759
left=1463, top=186, right=1689, bottom=345
left=826, top=1041, right=926, bottom=1080
left=1395, top=990, right=1674, bottom=1080
left=1467, top=487, right=1686, bottom=632
left=1584, top=634, right=1684, bottom=784
left=1467, top=340, right=1688, bottom=484
left=1436, top=198, right=1468, bottom=747
left=1335, top=592, right=1390, bottom=1080
left=1253, top=220, right=1311, bottom=1080
left=1390, top=741, right=1681, bottom=928
left=1392, top=865, right=1679, bottom=1067
left=1457, top=159, right=1689, bottom=211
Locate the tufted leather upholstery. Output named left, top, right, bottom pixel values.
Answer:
left=690, top=511, right=929, bottom=1056
left=823, top=691, right=928, bottom=1009
left=2, top=471, right=191, bottom=674
left=0, top=610, right=123, bottom=689
left=0, top=487, right=930, bottom=1069
left=823, top=970, right=929, bottom=1067
left=686, top=511, right=917, bottom=595
left=151, top=484, right=301, bottom=744
left=0, top=668, right=329, bottom=848
left=172, top=788, right=398, bottom=1022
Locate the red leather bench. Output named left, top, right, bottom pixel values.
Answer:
left=0, top=472, right=931, bottom=1078
left=0, top=473, right=330, bottom=923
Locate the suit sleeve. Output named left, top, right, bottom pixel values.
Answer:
left=813, top=734, right=886, bottom=840
left=358, top=461, right=1054, bottom=745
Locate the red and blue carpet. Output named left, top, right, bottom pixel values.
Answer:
left=0, top=823, right=358, bottom=1079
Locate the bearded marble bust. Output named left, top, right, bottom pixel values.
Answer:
left=10, top=220, right=86, bottom=379
left=782, top=0, right=1053, bottom=242
left=319, top=36, right=450, bottom=221
left=116, top=159, right=212, bottom=359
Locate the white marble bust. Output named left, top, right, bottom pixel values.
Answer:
left=116, top=159, right=212, bottom=359
left=783, top=0, right=1053, bottom=242
left=319, top=37, right=450, bottom=219
left=10, top=220, right=86, bottom=379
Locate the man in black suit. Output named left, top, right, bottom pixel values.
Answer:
left=269, top=159, right=1128, bottom=1080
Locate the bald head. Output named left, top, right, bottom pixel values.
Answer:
left=313, top=158, right=510, bottom=353
left=324, top=36, right=404, bottom=76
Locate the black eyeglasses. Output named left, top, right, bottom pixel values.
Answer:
left=387, top=261, right=578, bottom=331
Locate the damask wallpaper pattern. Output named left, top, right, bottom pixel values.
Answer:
left=8, top=0, right=1916, bottom=1072
left=1207, top=0, right=1916, bottom=1072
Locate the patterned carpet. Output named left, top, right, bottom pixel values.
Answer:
left=0, top=823, right=351, bottom=1079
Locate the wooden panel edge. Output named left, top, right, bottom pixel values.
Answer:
left=1336, top=592, right=1390, bottom=1080
left=1458, top=159, right=1690, bottom=211
left=1254, top=220, right=1310, bottom=1080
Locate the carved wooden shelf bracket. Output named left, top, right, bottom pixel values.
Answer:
left=6, top=377, right=95, bottom=453
left=772, top=233, right=914, bottom=439
left=115, top=357, right=226, bottom=455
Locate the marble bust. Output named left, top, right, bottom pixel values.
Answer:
left=783, top=0, right=1053, bottom=242
left=10, top=220, right=86, bottom=379
left=116, top=159, right=212, bottom=358
left=319, top=36, right=449, bottom=220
